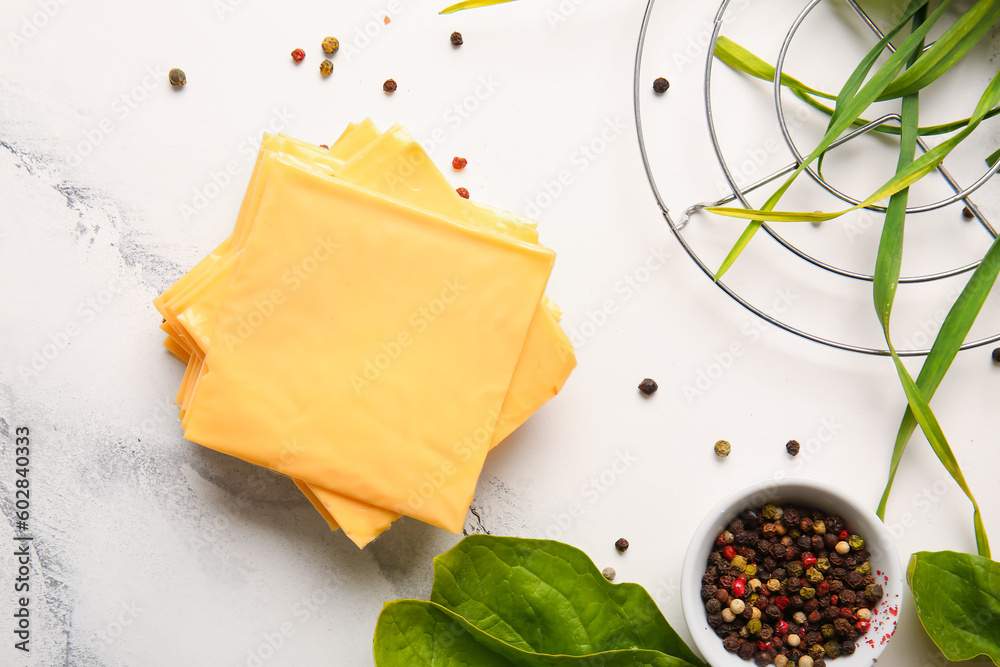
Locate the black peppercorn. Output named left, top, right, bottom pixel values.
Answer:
left=638, top=378, right=658, bottom=395
left=450, top=31, right=463, bottom=46
left=738, top=642, right=754, bottom=660
left=963, top=206, right=975, bottom=219
left=786, top=440, right=801, bottom=456
left=708, top=612, right=723, bottom=628
left=706, top=598, right=722, bottom=615
left=993, top=347, right=1000, bottom=363
left=841, top=640, right=856, bottom=655
left=615, top=537, right=629, bottom=552
left=653, top=77, right=670, bottom=94
left=383, top=79, right=397, bottom=93
left=168, top=68, right=186, bottom=86
left=723, top=636, right=740, bottom=653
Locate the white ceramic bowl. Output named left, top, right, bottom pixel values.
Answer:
left=681, top=477, right=903, bottom=667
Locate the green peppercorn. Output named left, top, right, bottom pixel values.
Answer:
left=322, top=36, right=340, bottom=54
left=319, top=59, right=333, bottom=76
left=848, top=535, right=864, bottom=550
left=865, top=583, right=884, bottom=602
left=168, top=68, right=186, bottom=86
left=747, top=618, right=762, bottom=635
left=816, top=557, right=831, bottom=573
left=820, top=623, right=835, bottom=639
left=762, top=504, right=778, bottom=519
left=800, top=587, right=816, bottom=599
left=744, top=564, right=757, bottom=577
left=824, top=641, right=841, bottom=658
left=855, top=561, right=872, bottom=576
left=809, top=644, right=826, bottom=660
left=767, top=578, right=781, bottom=592
left=714, top=440, right=731, bottom=457
left=787, top=562, right=804, bottom=578
left=812, top=519, right=826, bottom=535
left=806, top=567, right=824, bottom=584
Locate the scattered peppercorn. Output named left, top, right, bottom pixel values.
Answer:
left=319, top=59, right=333, bottom=76
left=992, top=348, right=1000, bottom=363
left=383, top=78, right=397, bottom=93
left=786, top=439, right=801, bottom=456
left=714, top=440, right=732, bottom=457
left=653, top=77, right=670, bottom=94
left=322, top=36, right=340, bottom=54
left=291, top=49, right=306, bottom=63
left=456, top=187, right=470, bottom=199
left=615, top=538, right=629, bottom=553
left=450, top=31, right=463, bottom=46
left=319, top=144, right=329, bottom=150
left=168, top=68, right=186, bottom=87
left=638, top=378, right=658, bottom=395
left=602, top=567, right=616, bottom=581
left=452, top=156, right=468, bottom=171
left=962, top=206, right=975, bottom=219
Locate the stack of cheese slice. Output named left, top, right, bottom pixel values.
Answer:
left=154, top=120, right=576, bottom=548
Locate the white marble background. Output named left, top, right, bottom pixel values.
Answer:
left=1, top=0, right=998, bottom=665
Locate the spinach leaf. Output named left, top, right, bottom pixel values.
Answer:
left=374, top=600, right=701, bottom=667
left=429, top=535, right=706, bottom=667
left=909, top=551, right=1000, bottom=665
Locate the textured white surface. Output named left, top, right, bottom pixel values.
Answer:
left=0, top=0, right=998, bottom=665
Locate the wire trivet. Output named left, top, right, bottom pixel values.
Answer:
left=634, top=0, right=1000, bottom=356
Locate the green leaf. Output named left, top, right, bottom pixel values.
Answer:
left=878, top=0, right=1000, bottom=101
left=988, top=147, right=1000, bottom=167
left=373, top=600, right=701, bottom=667
left=429, top=535, right=706, bottom=667
left=908, top=551, right=1000, bottom=665
left=713, top=0, right=945, bottom=279
left=877, top=226, right=1000, bottom=522
left=439, top=0, right=518, bottom=13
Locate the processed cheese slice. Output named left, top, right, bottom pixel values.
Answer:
left=183, top=154, right=555, bottom=532
left=156, top=123, right=575, bottom=545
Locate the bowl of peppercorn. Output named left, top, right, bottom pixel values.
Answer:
left=681, top=477, right=903, bottom=667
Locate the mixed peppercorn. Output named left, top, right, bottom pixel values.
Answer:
left=702, top=503, right=882, bottom=666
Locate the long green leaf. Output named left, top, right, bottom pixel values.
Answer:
left=878, top=0, right=1000, bottom=100
left=714, top=0, right=944, bottom=279
left=439, top=0, right=518, bottom=13
left=988, top=147, right=1000, bottom=167
left=709, top=67, right=1000, bottom=225
left=877, top=232, right=1000, bottom=520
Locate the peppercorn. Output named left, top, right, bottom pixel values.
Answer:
left=291, top=49, right=306, bottom=63
left=707, top=613, right=723, bottom=628
left=319, top=59, right=333, bottom=76
left=715, top=588, right=730, bottom=604
left=452, top=156, right=468, bottom=171
left=456, top=187, right=470, bottom=199
left=721, top=609, right=736, bottom=623
left=714, top=440, right=731, bottom=457
left=864, top=583, right=884, bottom=602
left=705, top=598, right=722, bottom=615
left=855, top=608, right=872, bottom=622
left=322, top=36, right=340, bottom=54
left=723, top=636, right=740, bottom=653
left=701, top=584, right=717, bottom=601
left=993, top=347, right=1000, bottom=363
left=840, top=640, right=856, bottom=655
left=809, top=644, right=826, bottom=660
left=602, top=567, right=615, bottom=581
left=383, top=79, right=397, bottom=93
left=963, top=206, right=975, bottom=219
left=816, top=558, right=831, bottom=573
left=730, top=599, right=746, bottom=615
left=846, top=572, right=863, bottom=589
left=775, top=656, right=788, bottom=667
left=784, top=440, right=800, bottom=456
left=787, top=633, right=801, bottom=647
left=168, top=68, right=186, bottom=86
left=799, top=587, right=815, bottom=600
left=638, top=378, right=658, bottom=395
left=732, top=555, right=747, bottom=571
left=834, top=541, right=850, bottom=555
left=614, top=537, right=629, bottom=553
left=761, top=504, right=778, bottom=519
left=848, top=535, right=864, bottom=550
left=798, top=656, right=814, bottom=667
left=652, top=77, right=670, bottom=93
left=450, top=31, right=463, bottom=46
left=738, top=642, right=754, bottom=660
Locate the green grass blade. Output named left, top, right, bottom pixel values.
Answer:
left=878, top=0, right=1000, bottom=100
left=988, top=147, right=1000, bottom=167
left=877, top=233, right=1000, bottom=521
left=439, top=0, right=517, bottom=13
left=713, top=0, right=946, bottom=279
left=714, top=37, right=837, bottom=100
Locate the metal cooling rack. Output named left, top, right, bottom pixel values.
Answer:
left=634, top=0, right=1000, bottom=356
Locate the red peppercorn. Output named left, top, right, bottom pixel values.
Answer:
left=715, top=533, right=728, bottom=547
left=723, top=546, right=736, bottom=561
left=817, top=581, right=829, bottom=595
left=857, top=620, right=871, bottom=632
left=776, top=620, right=789, bottom=635
left=757, top=641, right=770, bottom=651
left=839, top=530, right=850, bottom=541
left=456, top=187, right=470, bottom=199
left=291, top=48, right=306, bottom=63
left=732, top=577, right=746, bottom=597
left=840, top=607, right=855, bottom=620
left=830, top=594, right=838, bottom=606
left=775, top=596, right=790, bottom=609
left=452, top=156, right=468, bottom=171
left=802, top=553, right=817, bottom=567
